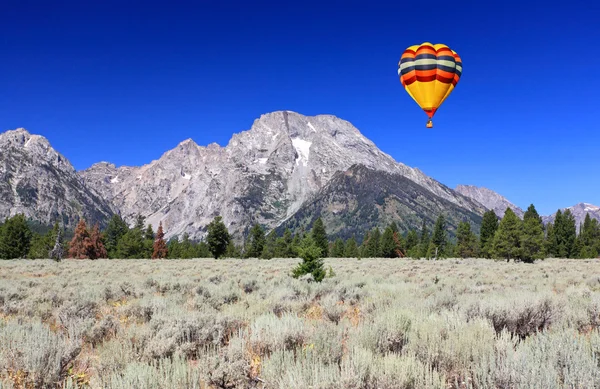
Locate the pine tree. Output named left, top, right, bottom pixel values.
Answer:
left=418, top=220, right=430, bottom=258
left=291, top=232, right=302, bottom=257
left=330, top=238, right=345, bottom=258
left=380, top=225, right=398, bottom=258
left=276, top=228, right=294, bottom=258
left=104, top=214, right=129, bottom=258
left=362, top=227, right=381, bottom=258
left=0, top=214, right=33, bottom=259
left=116, top=226, right=145, bottom=259
left=311, top=218, right=329, bottom=257
left=456, top=221, right=478, bottom=258
left=69, top=219, right=93, bottom=259
left=554, top=209, right=577, bottom=258
left=492, top=208, right=523, bottom=261
left=291, top=236, right=326, bottom=282
left=521, top=204, right=545, bottom=262
left=206, top=216, right=230, bottom=259
left=152, top=222, right=168, bottom=259
left=261, top=230, right=277, bottom=259
left=344, top=235, right=359, bottom=258
left=579, top=214, right=600, bottom=258
left=89, top=223, right=107, bottom=259
left=480, top=210, right=499, bottom=259
left=245, top=224, right=265, bottom=258
left=28, top=221, right=60, bottom=259
left=431, top=214, right=448, bottom=259
left=545, top=221, right=556, bottom=256
left=405, top=229, right=419, bottom=257
left=225, top=240, right=241, bottom=258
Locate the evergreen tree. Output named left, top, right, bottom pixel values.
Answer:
left=492, top=208, right=523, bottom=261
left=521, top=205, right=545, bottom=262
left=380, top=225, right=398, bottom=258
left=554, top=209, right=577, bottom=258
left=167, top=237, right=182, bottom=259
left=116, top=226, right=145, bottom=259
left=206, top=216, right=230, bottom=259
left=152, top=222, right=168, bottom=259
left=179, top=233, right=194, bottom=258
left=431, top=214, right=448, bottom=259
left=480, top=210, right=499, bottom=258
left=344, top=235, right=359, bottom=258
left=330, top=238, right=345, bottom=258
left=418, top=219, right=430, bottom=258
left=311, top=217, right=329, bottom=257
left=545, top=222, right=556, bottom=256
left=405, top=229, right=419, bottom=258
left=456, top=221, right=478, bottom=258
left=68, top=219, right=93, bottom=259
left=275, top=228, right=294, bottom=258
left=244, top=223, right=265, bottom=258
left=104, top=214, right=129, bottom=258
left=291, top=236, right=326, bottom=282
left=261, top=230, right=277, bottom=259
left=291, top=232, right=302, bottom=257
left=225, top=240, right=241, bottom=258
left=28, top=221, right=60, bottom=259
left=0, top=214, right=33, bottom=259
left=523, top=204, right=542, bottom=224
left=579, top=214, right=600, bottom=258
left=362, top=228, right=381, bottom=258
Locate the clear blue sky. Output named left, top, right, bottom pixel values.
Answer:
left=1, top=1, right=598, bottom=215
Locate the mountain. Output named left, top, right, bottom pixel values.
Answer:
left=80, top=111, right=484, bottom=241
left=542, top=203, right=600, bottom=229
left=455, top=185, right=524, bottom=218
left=0, top=128, right=114, bottom=228
left=277, top=164, right=485, bottom=241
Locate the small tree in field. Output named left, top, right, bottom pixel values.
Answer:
left=206, top=216, right=230, bottom=259
left=152, top=222, right=168, bottom=259
left=292, top=236, right=326, bottom=282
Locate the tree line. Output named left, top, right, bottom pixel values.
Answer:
left=1, top=203, right=599, bottom=261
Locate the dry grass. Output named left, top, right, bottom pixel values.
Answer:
left=1, top=257, right=600, bottom=388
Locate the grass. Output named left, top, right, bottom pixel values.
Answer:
left=1, top=257, right=600, bottom=388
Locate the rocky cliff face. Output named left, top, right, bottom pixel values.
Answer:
left=80, top=111, right=484, bottom=240
left=0, top=128, right=114, bottom=228
left=455, top=185, right=525, bottom=219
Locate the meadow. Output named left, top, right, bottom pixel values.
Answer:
left=1, top=257, right=600, bottom=389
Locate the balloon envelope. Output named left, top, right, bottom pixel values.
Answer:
left=398, top=42, right=462, bottom=121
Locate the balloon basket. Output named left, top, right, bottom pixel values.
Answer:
left=426, top=120, right=433, bottom=128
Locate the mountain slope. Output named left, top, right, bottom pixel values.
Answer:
left=542, top=203, right=600, bottom=229
left=0, top=129, right=114, bottom=228
left=455, top=185, right=524, bottom=218
left=278, top=164, right=485, bottom=240
left=80, top=111, right=483, bottom=240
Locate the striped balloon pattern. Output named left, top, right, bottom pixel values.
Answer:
left=398, top=42, right=462, bottom=125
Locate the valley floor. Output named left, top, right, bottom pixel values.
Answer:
left=1, top=258, right=600, bottom=389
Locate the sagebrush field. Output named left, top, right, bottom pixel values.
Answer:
left=1, top=258, right=600, bottom=389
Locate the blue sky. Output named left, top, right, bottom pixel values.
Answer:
left=1, top=1, right=598, bottom=215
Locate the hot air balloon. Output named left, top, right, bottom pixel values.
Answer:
left=398, top=42, right=462, bottom=128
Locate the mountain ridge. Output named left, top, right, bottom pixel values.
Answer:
left=0, top=128, right=115, bottom=228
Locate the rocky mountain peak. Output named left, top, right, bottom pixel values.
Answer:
left=78, top=111, right=484, bottom=241
left=455, top=184, right=525, bottom=219
left=0, top=128, right=114, bottom=228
